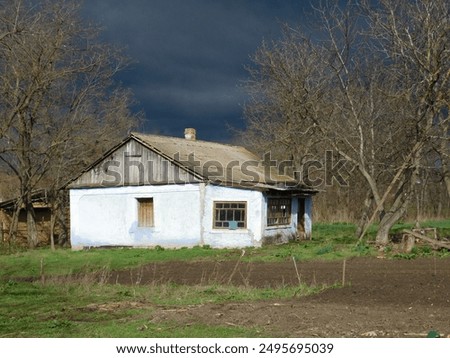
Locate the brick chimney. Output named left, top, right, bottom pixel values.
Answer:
left=184, top=128, right=196, bottom=141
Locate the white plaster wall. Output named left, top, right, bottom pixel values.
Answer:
left=70, top=183, right=315, bottom=249
left=70, top=184, right=201, bottom=248
left=201, top=185, right=264, bottom=248
left=304, top=196, right=313, bottom=239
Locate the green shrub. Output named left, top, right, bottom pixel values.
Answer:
left=316, top=245, right=334, bottom=255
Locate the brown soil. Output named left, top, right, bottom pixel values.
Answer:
left=110, top=257, right=450, bottom=337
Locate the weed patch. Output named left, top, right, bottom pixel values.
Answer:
left=0, top=279, right=327, bottom=337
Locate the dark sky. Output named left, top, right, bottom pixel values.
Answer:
left=82, top=0, right=311, bottom=142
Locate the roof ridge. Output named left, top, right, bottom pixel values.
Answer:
left=130, top=132, right=250, bottom=151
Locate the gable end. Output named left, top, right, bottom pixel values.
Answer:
left=68, top=138, right=202, bottom=188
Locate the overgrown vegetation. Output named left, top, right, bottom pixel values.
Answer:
left=0, top=220, right=448, bottom=337
left=1, top=220, right=449, bottom=279
left=0, top=278, right=328, bottom=338
left=0, top=245, right=235, bottom=279
left=0, top=235, right=371, bottom=281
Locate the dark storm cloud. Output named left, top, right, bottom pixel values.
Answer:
left=82, top=0, right=309, bottom=141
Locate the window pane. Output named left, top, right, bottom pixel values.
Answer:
left=267, top=198, right=291, bottom=227
left=213, top=201, right=247, bottom=229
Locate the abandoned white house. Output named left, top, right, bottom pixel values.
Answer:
left=68, top=129, right=317, bottom=249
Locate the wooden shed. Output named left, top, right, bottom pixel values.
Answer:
left=0, top=189, right=69, bottom=248
left=0, top=189, right=50, bottom=246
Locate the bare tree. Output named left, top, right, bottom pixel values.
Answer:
left=243, top=32, right=327, bottom=177
left=359, top=0, right=449, bottom=243
left=0, top=0, right=139, bottom=248
left=242, top=0, right=449, bottom=246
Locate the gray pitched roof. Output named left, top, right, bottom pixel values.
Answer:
left=67, top=132, right=317, bottom=194
left=131, top=132, right=313, bottom=192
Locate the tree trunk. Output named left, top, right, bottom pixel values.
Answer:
left=24, top=186, right=38, bottom=249
left=355, top=190, right=374, bottom=238
left=26, top=201, right=38, bottom=249
left=444, top=175, right=450, bottom=202
left=375, top=166, right=418, bottom=246
left=438, top=119, right=449, bottom=199
left=58, top=208, right=69, bottom=247
left=50, top=209, right=56, bottom=251
left=0, top=221, right=4, bottom=245
left=375, top=204, right=408, bottom=246
left=8, top=199, right=22, bottom=245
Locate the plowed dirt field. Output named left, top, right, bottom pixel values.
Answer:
left=111, top=257, right=450, bottom=337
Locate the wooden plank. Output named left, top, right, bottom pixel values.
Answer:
left=138, top=198, right=154, bottom=227
left=70, top=139, right=201, bottom=187
left=402, top=230, right=450, bottom=250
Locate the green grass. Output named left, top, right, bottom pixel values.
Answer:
left=0, top=221, right=372, bottom=280
left=390, top=219, right=450, bottom=237
left=0, top=280, right=324, bottom=338
left=0, top=242, right=371, bottom=280
left=239, top=221, right=374, bottom=262
left=0, top=246, right=239, bottom=279
left=2, top=219, right=449, bottom=279
left=241, top=241, right=372, bottom=262
left=1, top=220, right=448, bottom=337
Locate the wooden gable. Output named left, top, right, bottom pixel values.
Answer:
left=68, top=138, right=202, bottom=188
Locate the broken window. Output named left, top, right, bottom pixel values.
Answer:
left=267, top=198, right=291, bottom=226
left=137, top=198, right=154, bottom=227
left=213, top=201, right=246, bottom=229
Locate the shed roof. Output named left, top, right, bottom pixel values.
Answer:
left=0, top=189, right=50, bottom=210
